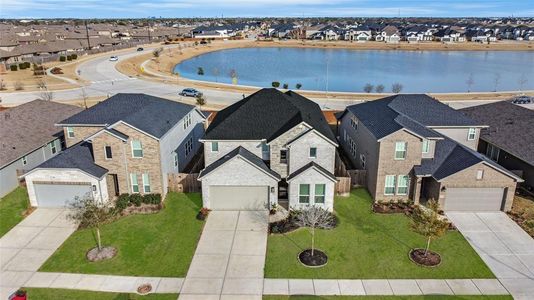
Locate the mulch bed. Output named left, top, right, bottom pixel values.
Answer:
left=409, top=248, right=441, bottom=267
left=373, top=202, right=414, bottom=214
left=299, top=249, right=328, bottom=267
left=507, top=212, right=534, bottom=238
left=269, top=215, right=300, bottom=234
left=120, top=204, right=162, bottom=216
left=86, top=246, right=117, bottom=262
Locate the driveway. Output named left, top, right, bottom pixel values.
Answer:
left=180, top=210, right=268, bottom=300
left=447, top=212, right=534, bottom=300
left=0, top=208, right=76, bottom=299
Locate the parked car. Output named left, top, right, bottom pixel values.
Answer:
left=511, top=95, right=532, bottom=104
left=109, top=56, right=119, bottom=61
left=179, top=88, right=202, bottom=97
left=137, top=47, right=144, bottom=51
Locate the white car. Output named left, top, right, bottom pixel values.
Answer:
left=109, top=56, right=119, bottom=61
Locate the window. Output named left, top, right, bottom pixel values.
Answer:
left=350, top=118, right=358, bottom=130
left=173, top=152, right=178, bottom=167
left=262, top=142, right=270, bottom=153
left=183, top=113, right=192, bottom=130
left=66, top=127, right=74, bottom=138
left=384, top=175, right=396, bottom=195
left=309, top=147, right=317, bottom=158
left=486, top=144, right=500, bottom=161
left=314, top=184, right=325, bottom=203
left=130, top=173, right=139, bottom=193
left=360, top=154, right=366, bottom=169
left=280, top=149, right=287, bottom=163
left=131, top=140, right=143, bottom=158
left=422, top=139, right=430, bottom=154
left=49, top=141, right=57, bottom=154
left=142, top=173, right=151, bottom=193
left=185, top=138, right=194, bottom=156
left=299, top=184, right=310, bottom=203
left=105, top=146, right=112, bottom=159
left=467, top=128, right=476, bottom=141
left=348, top=137, right=357, bottom=157
left=476, top=170, right=484, bottom=180
left=21, top=156, right=27, bottom=166
left=394, top=142, right=407, bottom=160
left=397, top=175, right=409, bottom=195
left=211, top=141, right=219, bottom=152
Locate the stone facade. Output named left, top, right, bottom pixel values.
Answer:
left=288, top=167, right=335, bottom=211
left=287, top=130, right=336, bottom=174
left=204, top=140, right=263, bottom=166
left=64, top=126, right=102, bottom=147
left=269, top=123, right=308, bottom=178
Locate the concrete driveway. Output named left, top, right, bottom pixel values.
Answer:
left=447, top=212, right=534, bottom=300
left=0, top=208, right=76, bottom=299
left=180, top=210, right=268, bottom=300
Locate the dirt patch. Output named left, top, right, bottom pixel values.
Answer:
left=86, top=246, right=117, bottom=262
left=299, top=249, right=328, bottom=267
left=409, top=248, right=442, bottom=267
left=509, top=195, right=534, bottom=238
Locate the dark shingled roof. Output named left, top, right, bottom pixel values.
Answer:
left=32, top=142, right=108, bottom=178
left=198, top=146, right=280, bottom=179
left=460, top=101, right=534, bottom=166
left=59, top=93, right=196, bottom=138
left=287, top=162, right=337, bottom=182
left=0, top=100, right=83, bottom=168
left=205, top=89, right=336, bottom=143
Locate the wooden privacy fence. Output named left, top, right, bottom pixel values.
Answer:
left=335, top=177, right=351, bottom=196
left=168, top=173, right=201, bottom=193
left=347, top=170, right=367, bottom=187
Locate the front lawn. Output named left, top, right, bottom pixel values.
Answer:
left=40, top=192, right=203, bottom=277
left=0, top=187, right=30, bottom=237
left=264, top=296, right=513, bottom=300
left=265, top=189, right=494, bottom=279
left=23, top=288, right=177, bottom=300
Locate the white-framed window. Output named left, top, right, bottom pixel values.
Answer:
left=422, top=139, right=430, bottom=154
left=350, top=118, right=358, bottom=130
left=348, top=137, right=357, bottom=157
left=130, top=173, right=139, bottom=193
left=467, top=128, right=476, bottom=141
left=280, top=149, right=287, bottom=163
left=397, top=175, right=409, bottom=195
left=394, top=142, right=407, bottom=160
left=185, top=137, right=193, bottom=156
left=476, top=169, right=484, bottom=180
left=173, top=151, right=178, bottom=167
left=105, top=145, right=112, bottom=159
left=66, top=127, right=74, bottom=138
left=131, top=140, right=143, bottom=158
left=384, top=175, right=396, bottom=195
left=21, top=156, right=28, bottom=166
left=314, top=184, right=325, bottom=203
left=183, top=113, right=192, bottom=130
left=299, top=184, right=310, bottom=203
left=211, top=141, right=218, bottom=152
left=49, top=141, right=57, bottom=154
left=360, top=154, right=366, bottom=169
left=486, top=143, right=500, bottom=162
left=309, top=147, right=317, bottom=158
left=142, top=173, right=151, bottom=193
left=262, top=142, right=270, bottom=153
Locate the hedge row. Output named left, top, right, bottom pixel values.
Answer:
left=115, top=193, right=162, bottom=211
left=59, top=54, right=78, bottom=62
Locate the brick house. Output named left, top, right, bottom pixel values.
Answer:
left=24, top=94, right=206, bottom=207
left=337, top=94, right=522, bottom=211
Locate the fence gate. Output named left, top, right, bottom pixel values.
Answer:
left=168, top=173, right=201, bottom=193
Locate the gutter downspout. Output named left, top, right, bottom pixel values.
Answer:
left=123, top=141, right=130, bottom=193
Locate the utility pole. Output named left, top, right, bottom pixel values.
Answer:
left=147, top=20, right=151, bottom=42
left=85, top=20, right=91, bottom=50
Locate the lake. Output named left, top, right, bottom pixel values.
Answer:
left=174, top=47, right=534, bottom=93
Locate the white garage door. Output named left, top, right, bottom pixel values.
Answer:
left=444, top=188, right=504, bottom=211
left=210, top=186, right=268, bottom=210
left=34, top=183, right=93, bottom=207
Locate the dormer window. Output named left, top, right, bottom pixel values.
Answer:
left=422, top=140, right=430, bottom=154
left=394, top=142, right=407, bottom=160
left=467, top=128, right=476, bottom=141
left=66, top=127, right=74, bottom=138
left=211, top=141, right=219, bottom=152
left=309, top=147, right=317, bottom=158
left=131, top=140, right=143, bottom=158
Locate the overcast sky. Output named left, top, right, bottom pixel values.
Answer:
left=2, top=0, right=534, bottom=19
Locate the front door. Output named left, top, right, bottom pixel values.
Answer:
left=107, top=174, right=120, bottom=197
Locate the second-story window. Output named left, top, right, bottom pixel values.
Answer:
left=467, top=128, right=476, bottom=141
left=309, top=147, right=317, bottom=158
left=105, top=146, right=113, bottom=159
left=21, top=156, right=28, bottom=166
left=211, top=141, right=219, bottom=152
left=49, top=141, right=57, bottom=154
left=262, top=142, right=270, bottom=153
left=173, top=152, right=178, bottom=167
left=422, top=139, right=430, bottom=154
left=350, top=118, right=358, bottom=130
left=280, top=149, right=287, bottom=164
left=66, top=127, right=74, bottom=138
left=486, top=144, right=500, bottom=161
left=185, top=137, right=193, bottom=156
left=394, top=142, right=407, bottom=160
left=183, top=113, right=192, bottom=130
left=131, top=140, right=143, bottom=158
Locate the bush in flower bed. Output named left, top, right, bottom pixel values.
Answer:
left=373, top=201, right=414, bottom=214
left=269, top=210, right=338, bottom=234
left=114, top=193, right=162, bottom=214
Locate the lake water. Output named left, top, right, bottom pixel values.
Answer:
left=174, top=47, right=534, bottom=93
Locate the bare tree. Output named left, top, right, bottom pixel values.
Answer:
left=391, top=82, right=403, bottom=93
left=493, top=73, right=501, bottom=92
left=36, top=79, right=47, bottom=90
left=67, top=195, right=115, bottom=251
left=39, top=90, right=54, bottom=101
left=363, top=83, right=374, bottom=93
left=0, top=79, right=6, bottom=91
left=410, top=200, right=449, bottom=257
left=195, top=93, right=206, bottom=109
left=80, top=87, right=89, bottom=109
left=375, top=84, right=385, bottom=93
left=212, top=67, right=220, bottom=82
left=518, top=73, right=528, bottom=91
left=152, top=47, right=163, bottom=58
left=14, top=81, right=24, bottom=91
left=294, top=206, right=335, bottom=256
left=466, top=73, right=475, bottom=93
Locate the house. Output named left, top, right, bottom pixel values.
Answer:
left=376, top=25, right=401, bottom=43
left=198, top=88, right=338, bottom=211
left=460, top=101, right=534, bottom=191
left=0, top=100, right=83, bottom=198
left=337, top=94, right=522, bottom=212
left=23, top=94, right=206, bottom=207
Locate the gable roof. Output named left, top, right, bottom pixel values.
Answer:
left=0, top=100, right=83, bottom=168
left=198, top=146, right=280, bottom=180
left=460, top=101, right=534, bottom=166
left=287, top=162, right=337, bottom=182
left=58, top=93, right=198, bottom=139
left=205, top=89, right=336, bottom=143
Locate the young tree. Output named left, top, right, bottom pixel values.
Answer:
left=294, top=206, right=335, bottom=256
left=212, top=67, right=220, bottom=82
left=363, top=83, right=374, bottom=93
left=283, top=83, right=289, bottom=89
left=67, top=195, right=115, bottom=251
left=295, top=83, right=302, bottom=89
left=229, top=69, right=238, bottom=84
left=391, top=82, right=403, bottom=93
left=197, top=67, right=204, bottom=76
left=195, top=94, right=206, bottom=109
left=272, top=81, right=280, bottom=88
left=80, top=87, right=89, bottom=109
left=410, top=200, right=449, bottom=257
left=466, top=73, right=475, bottom=93
left=493, top=73, right=501, bottom=92
left=375, top=84, right=385, bottom=93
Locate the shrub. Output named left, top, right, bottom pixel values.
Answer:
left=283, top=83, right=289, bottom=89
left=71, top=54, right=78, bottom=59
left=59, top=56, right=66, bottom=62
left=67, top=55, right=72, bottom=61
left=143, top=193, right=162, bottom=205
left=295, top=83, right=302, bottom=89
left=115, top=194, right=130, bottom=211
left=130, top=194, right=143, bottom=207
left=10, top=65, right=17, bottom=71
left=271, top=81, right=280, bottom=88
left=24, top=62, right=31, bottom=68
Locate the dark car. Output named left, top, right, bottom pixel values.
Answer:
left=137, top=47, right=144, bottom=51
left=511, top=95, right=532, bottom=104
left=179, top=88, right=202, bottom=97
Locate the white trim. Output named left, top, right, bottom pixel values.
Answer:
left=284, top=126, right=338, bottom=147
left=384, top=175, right=396, bottom=195
left=437, top=161, right=523, bottom=182
left=131, top=140, right=143, bottom=158
left=108, top=120, right=160, bottom=141
left=427, top=125, right=489, bottom=129
left=85, top=128, right=128, bottom=142
left=287, top=165, right=337, bottom=183
left=22, top=167, right=105, bottom=180
left=198, top=155, right=280, bottom=181
left=142, top=173, right=151, bottom=193
left=130, top=173, right=139, bottom=193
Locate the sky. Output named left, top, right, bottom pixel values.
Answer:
left=2, top=0, right=534, bottom=19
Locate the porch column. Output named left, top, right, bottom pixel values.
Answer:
left=413, top=177, right=422, bottom=205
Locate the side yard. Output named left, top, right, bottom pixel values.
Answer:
left=0, top=187, right=31, bottom=237
left=39, top=192, right=203, bottom=277
left=265, top=189, right=494, bottom=279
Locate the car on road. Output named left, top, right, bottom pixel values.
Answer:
left=179, top=88, right=202, bottom=97
left=511, top=95, right=532, bottom=104
left=109, top=56, right=119, bottom=61
left=137, top=47, right=144, bottom=51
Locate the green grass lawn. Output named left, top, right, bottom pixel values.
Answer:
left=23, top=288, right=177, bottom=300
left=263, top=296, right=513, bottom=300
left=0, top=187, right=30, bottom=237
left=40, top=192, right=203, bottom=277
left=265, top=189, right=494, bottom=279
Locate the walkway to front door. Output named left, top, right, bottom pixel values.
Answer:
left=179, top=210, right=268, bottom=300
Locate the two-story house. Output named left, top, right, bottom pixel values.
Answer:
left=337, top=94, right=522, bottom=212
left=198, top=88, right=338, bottom=211
left=23, top=94, right=205, bottom=207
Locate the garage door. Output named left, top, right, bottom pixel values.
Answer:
left=34, top=183, right=93, bottom=207
left=444, top=188, right=504, bottom=211
left=210, top=186, right=268, bottom=210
